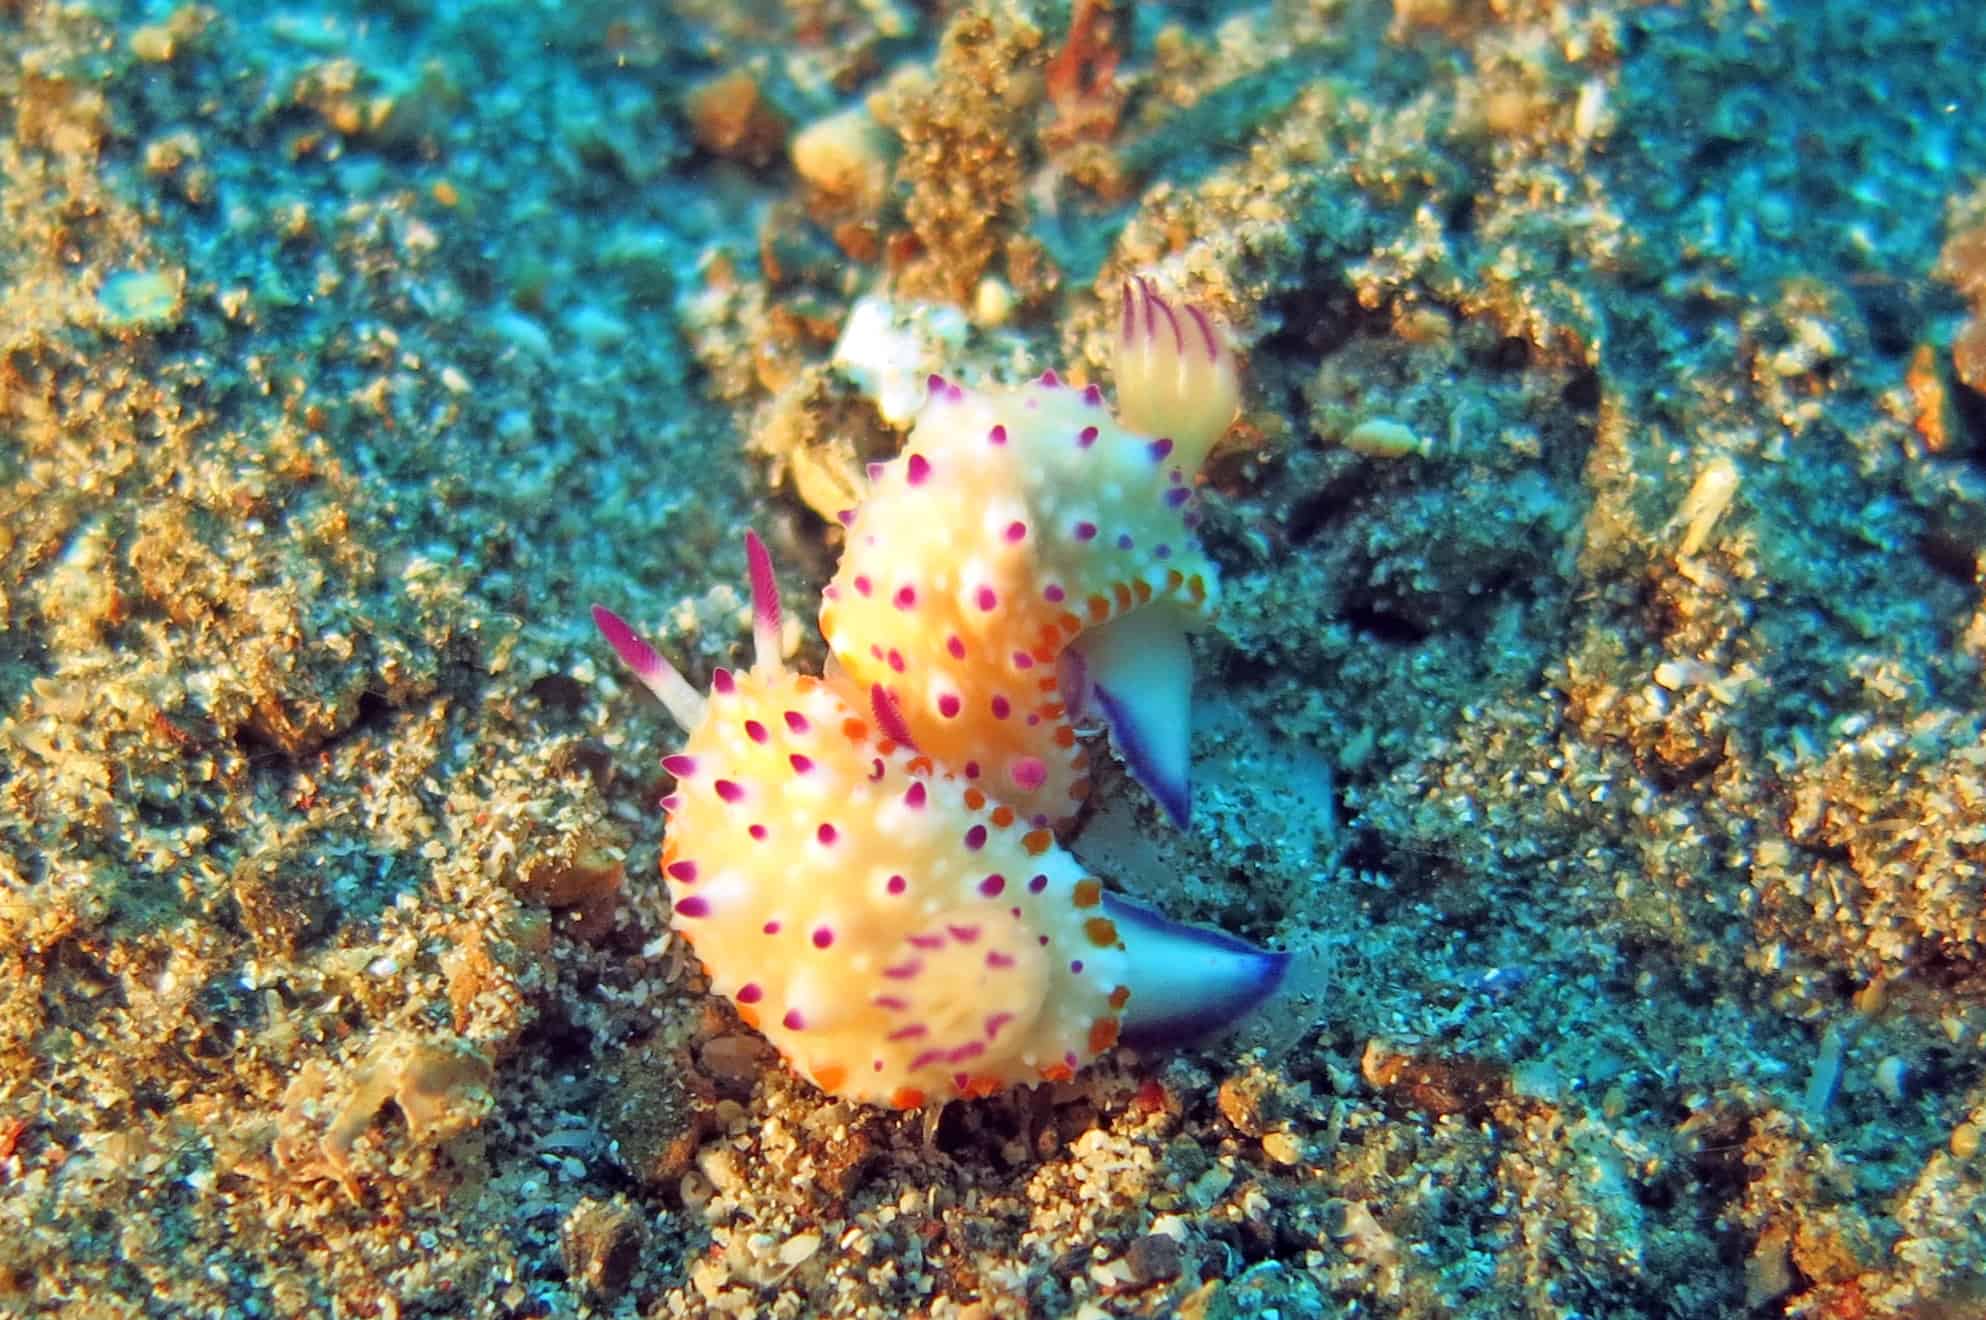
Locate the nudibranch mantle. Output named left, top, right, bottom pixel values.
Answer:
left=821, top=278, right=1243, bottom=829
left=595, top=528, right=1287, bottom=1109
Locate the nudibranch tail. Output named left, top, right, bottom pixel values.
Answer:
left=1113, top=277, right=1241, bottom=476
left=591, top=604, right=707, bottom=731
left=1073, top=604, right=1195, bottom=828
left=1102, top=891, right=1291, bottom=1048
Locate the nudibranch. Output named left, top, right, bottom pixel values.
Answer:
left=593, top=532, right=1286, bottom=1109
left=819, top=279, right=1242, bottom=828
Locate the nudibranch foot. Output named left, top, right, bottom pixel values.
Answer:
left=1114, top=276, right=1242, bottom=476
left=1103, top=891, right=1291, bottom=1048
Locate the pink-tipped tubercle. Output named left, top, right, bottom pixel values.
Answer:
left=591, top=605, right=707, bottom=731
left=745, top=530, right=783, bottom=673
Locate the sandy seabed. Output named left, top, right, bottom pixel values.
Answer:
left=4, top=1, right=1986, bottom=1316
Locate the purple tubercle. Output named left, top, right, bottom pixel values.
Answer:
left=1082, top=384, right=1104, bottom=407
left=907, top=453, right=932, bottom=485
left=1008, top=756, right=1045, bottom=793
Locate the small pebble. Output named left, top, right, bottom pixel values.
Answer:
left=1125, top=1233, right=1182, bottom=1284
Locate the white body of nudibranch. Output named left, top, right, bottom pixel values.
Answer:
left=821, top=278, right=1244, bottom=831
left=592, top=282, right=1282, bottom=1109
left=598, top=536, right=1133, bottom=1107
left=596, top=531, right=1286, bottom=1108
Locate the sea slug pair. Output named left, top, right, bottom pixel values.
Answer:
left=596, top=280, right=1285, bottom=1108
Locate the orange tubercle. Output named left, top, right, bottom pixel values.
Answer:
left=1087, top=1017, right=1120, bottom=1053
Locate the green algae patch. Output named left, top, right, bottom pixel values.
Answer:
left=94, top=268, right=185, bottom=333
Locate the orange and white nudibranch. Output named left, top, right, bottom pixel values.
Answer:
left=819, top=279, right=1243, bottom=828
left=593, top=531, right=1286, bottom=1109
